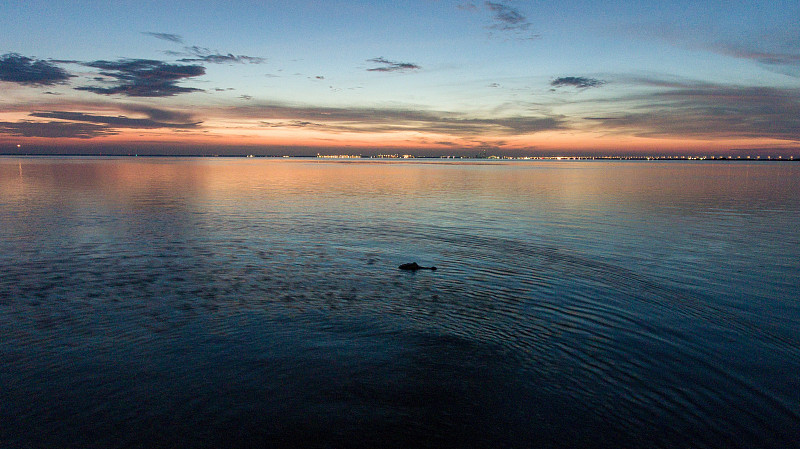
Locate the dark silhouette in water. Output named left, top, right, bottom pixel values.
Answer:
left=399, top=262, right=437, bottom=271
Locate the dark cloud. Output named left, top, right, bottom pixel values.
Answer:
left=142, top=32, right=184, bottom=44
left=0, top=121, right=114, bottom=138
left=239, top=95, right=253, bottom=100
left=76, top=59, right=205, bottom=97
left=586, top=78, right=800, bottom=141
left=0, top=53, right=73, bottom=86
left=177, top=46, right=266, bottom=64
left=551, top=76, right=606, bottom=89
left=29, top=111, right=200, bottom=129
left=366, top=57, right=421, bottom=72
left=118, top=104, right=196, bottom=123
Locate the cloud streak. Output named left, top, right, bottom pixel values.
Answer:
left=0, top=53, right=73, bottom=86
left=76, top=59, right=205, bottom=97
left=142, top=32, right=184, bottom=43
left=176, top=46, right=266, bottom=64
left=366, top=57, right=421, bottom=72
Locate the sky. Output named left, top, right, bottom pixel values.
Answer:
left=1, top=0, right=799, bottom=156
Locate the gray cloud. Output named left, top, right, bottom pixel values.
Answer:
left=0, top=53, right=73, bottom=86
left=76, top=59, right=205, bottom=96
left=0, top=121, right=115, bottom=138
left=29, top=111, right=200, bottom=129
left=366, top=57, right=421, bottom=72
left=176, top=46, right=266, bottom=64
left=142, top=32, right=184, bottom=44
left=551, top=76, right=606, bottom=89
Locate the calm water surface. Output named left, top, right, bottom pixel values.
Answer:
left=1, top=157, right=799, bottom=448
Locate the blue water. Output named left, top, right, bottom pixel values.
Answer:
left=1, top=157, right=799, bottom=448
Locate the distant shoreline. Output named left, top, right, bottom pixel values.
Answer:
left=1, top=154, right=797, bottom=161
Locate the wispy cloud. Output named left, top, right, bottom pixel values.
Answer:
left=366, top=57, right=421, bottom=72
left=76, top=59, right=205, bottom=97
left=0, top=120, right=115, bottom=138
left=176, top=46, right=266, bottom=64
left=0, top=53, right=73, bottom=86
left=626, top=23, right=800, bottom=77
left=142, top=32, right=184, bottom=44
left=551, top=76, right=606, bottom=89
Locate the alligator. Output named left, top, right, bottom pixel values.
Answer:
left=398, top=262, right=437, bottom=271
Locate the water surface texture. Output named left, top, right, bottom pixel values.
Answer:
left=1, top=158, right=799, bottom=448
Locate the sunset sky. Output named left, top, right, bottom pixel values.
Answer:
left=1, top=0, right=798, bottom=156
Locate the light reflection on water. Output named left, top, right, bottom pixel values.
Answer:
left=1, top=157, right=799, bottom=448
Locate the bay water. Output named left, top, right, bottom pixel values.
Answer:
left=1, top=157, right=798, bottom=448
